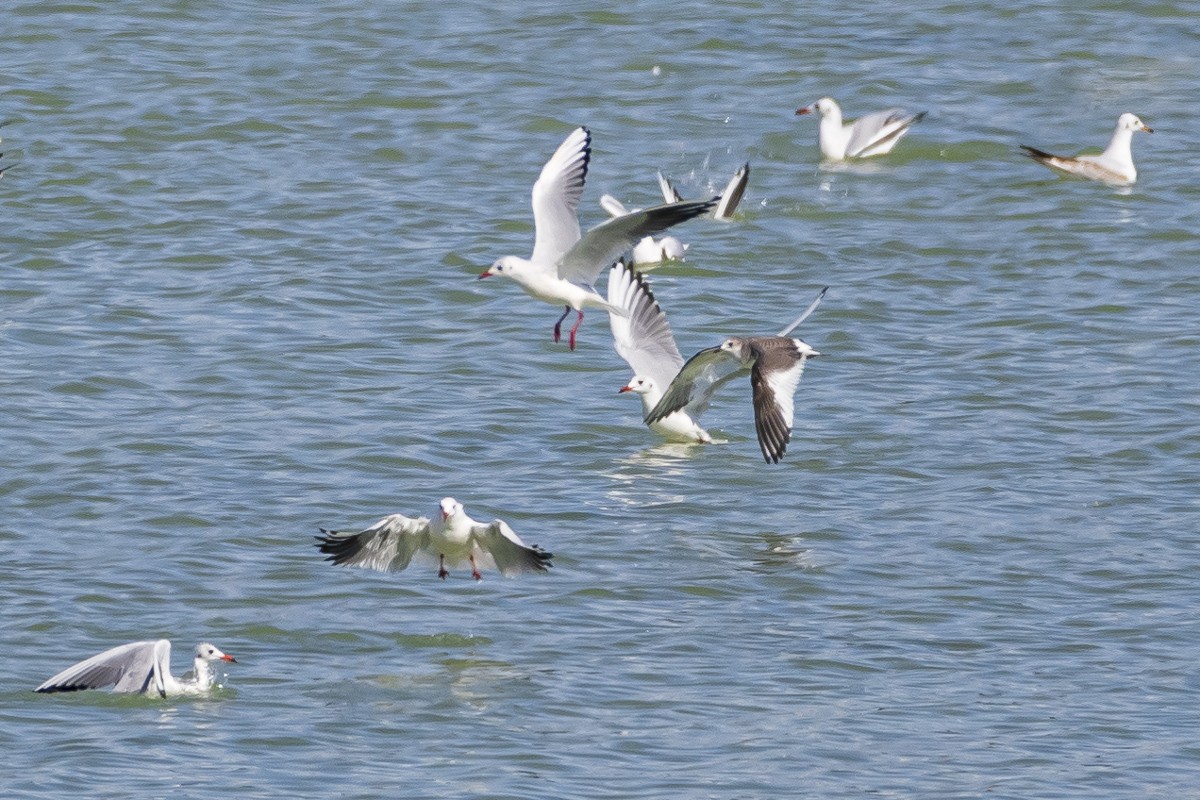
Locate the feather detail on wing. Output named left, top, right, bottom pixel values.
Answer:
left=656, top=170, right=683, bottom=203
left=558, top=198, right=716, bottom=285
left=846, top=109, right=924, bottom=157
left=35, top=639, right=167, bottom=695
left=607, top=261, right=686, bottom=389
left=777, top=286, right=828, bottom=337
left=315, top=513, right=432, bottom=573
left=713, top=163, right=749, bottom=219
left=530, top=127, right=591, bottom=265
left=471, top=520, right=553, bottom=576
left=645, top=345, right=744, bottom=425
left=749, top=342, right=813, bottom=464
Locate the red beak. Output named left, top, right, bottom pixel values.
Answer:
left=478, top=270, right=492, bottom=279
left=795, top=106, right=812, bottom=116
left=221, top=654, right=237, bottom=663
left=618, top=385, right=633, bottom=393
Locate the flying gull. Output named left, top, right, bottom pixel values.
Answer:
left=480, top=126, right=716, bottom=349
left=316, top=496, right=552, bottom=581
left=645, top=288, right=827, bottom=463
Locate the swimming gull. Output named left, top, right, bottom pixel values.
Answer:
left=480, top=126, right=717, bottom=350
left=1020, top=112, right=1152, bottom=185
left=598, top=193, right=689, bottom=266
left=316, top=497, right=552, bottom=581
left=607, top=260, right=711, bottom=443
left=645, top=288, right=827, bottom=463
left=35, top=640, right=237, bottom=697
left=795, top=97, right=925, bottom=161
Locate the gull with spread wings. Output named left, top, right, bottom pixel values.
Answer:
left=35, top=640, right=237, bottom=697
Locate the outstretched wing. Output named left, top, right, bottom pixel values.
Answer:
left=645, top=345, right=744, bottom=425
left=606, top=261, right=686, bottom=388
left=749, top=341, right=814, bottom=464
left=530, top=127, right=591, bottom=265
left=471, top=519, right=553, bottom=576
left=35, top=639, right=165, bottom=695
left=315, top=513, right=432, bottom=573
left=598, top=193, right=630, bottom=218
left=656, top=170, right=683, bottom=203
left=846, top=109, right=925, bottom=157
left=777, top=286, right=828, bottom=337
left=713, top=162, right=749, bottom=219
left=558, top=198, right=716, bottom=285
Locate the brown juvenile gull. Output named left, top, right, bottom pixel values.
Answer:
left=35, top=640, right=237, bottom=697
left=316, top=497, right=552, bottom=581
left=645, top=289, right=827, bottom=463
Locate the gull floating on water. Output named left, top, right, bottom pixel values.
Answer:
left=35, top=640, right=237, bottom=697
left=316, top=497, right=552, bottom=581
left=656, top=162, right=750, bottom=220
left=795, top=98, right=925, bottom=161
left=645, top=288, right=827, bottom=463
left=480, top=126, right=716, bottom=350
left=598, top=193, right=689, bottom=266
left=607, top=260, right=711, bottom=443
left=1020, top=113, right=1152, bottom=185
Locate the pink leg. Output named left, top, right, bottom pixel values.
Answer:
left=552, top=306, right=571, bottom=343
left=567, top=310, right=584, bottom=351
left=438, top=554, right=449, bottom=580
left=469, top=554, right=483, bottom=581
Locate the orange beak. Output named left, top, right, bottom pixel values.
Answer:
left=221, top=654, right=237, bottom=663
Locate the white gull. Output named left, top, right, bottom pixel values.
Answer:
left=656, top=162, right=750, bottom=220
left=317, top=496, right=552, bottom=581
left=607, top=260, right=712, bottom=443
left=35, top=640, right=237, bottom=697
left=1020, top=112, right=1152, bottom=185
left=479, top=126, right=716, bottom=350
left=645, top=288, right=827, bottom=463
left=795, top=97, right=925, bottom=161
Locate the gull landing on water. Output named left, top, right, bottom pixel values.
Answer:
left=795, top=97, right=925, bottom=161
left=316, top=497, right=552, bottom=581
left=479, top=126, right=717, bottom=350
left=35, top=640, right=237, bottom=697
left=607, top=260, right=711, bottom=444
left=645, top=288, right=827, bottom=463
left=1020, top=113, right=1152, bottom=185
left=656, top=162, right=750, bottom=220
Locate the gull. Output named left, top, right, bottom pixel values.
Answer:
left=795, top=97, right=925, bottom=161
left=656, top=162, right=750, bottom=220
left=316, top=496, right=552, bottom=581
left=607, top=260, right=712, bottom=443
left=1020, top=113, right=1152, bottom=185
left=480, top=126, right=717, bottom=350
left=645, top=287, right=827, bottom=463
left=34, top=640, right=237, bottom=697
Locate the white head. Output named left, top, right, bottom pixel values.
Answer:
left=1117, top=113, right=1153, bottom=134
left=795, top=97, right=839, bottom=118
left=479, top=257, right=522, bottom=280
left=194, top=643, right=237, bottom=664
left=439, top=497, right=463, bottom=521
left=619, top=376, right=657, bottom=396
left=659, top=236, right=688, bottom=261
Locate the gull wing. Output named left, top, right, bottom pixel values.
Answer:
left=315, top=513, right=432, bottom=573
left=35, top=639, right=167, bottom=695
left=607, top=261, right=686, bottom=388
left=712, top=162, right=749, bottom=219
left=470, top=519, right=553, bottom=576
left=530, top=127, right=591, bottom=265
left=645, top=344, right=744, bottom=425
left=846, top=109, right=925, bottom=157
left=656, top=170, right=683, bottom=203
left=777, top=286, right=828, bottom=337
left=598, top=193, right=630, bottom=218
left=558, top=198, right=716, bottom=285
left=749, top=340, right=813, bottom=464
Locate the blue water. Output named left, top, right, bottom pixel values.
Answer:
left=3, top=2, right=1200, bottom=798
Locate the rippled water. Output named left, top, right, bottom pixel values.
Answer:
left=4, top=2, right=1200, bottom=798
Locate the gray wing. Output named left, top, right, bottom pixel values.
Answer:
left=606, top=261, right=686, bottom=388
left=656, top=170, right=683, bottom=203
left=776, top=286, right=828, bottom=337
left=557, top=198, right=716, bottom=285
left=35, top=639, right=168, bottom=695
left=712, top=162, right=749, bottom=219
left=846, top=109, right=925, bottom=157
left=645, top=345, right=745, bottom=425
left=749, top=340, right=812, bottom=464
left=530, top=127, right=591, bottom=265
left=315, top=513, right=432, bottom=573
left=471, top=519, right=553, bottom=576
